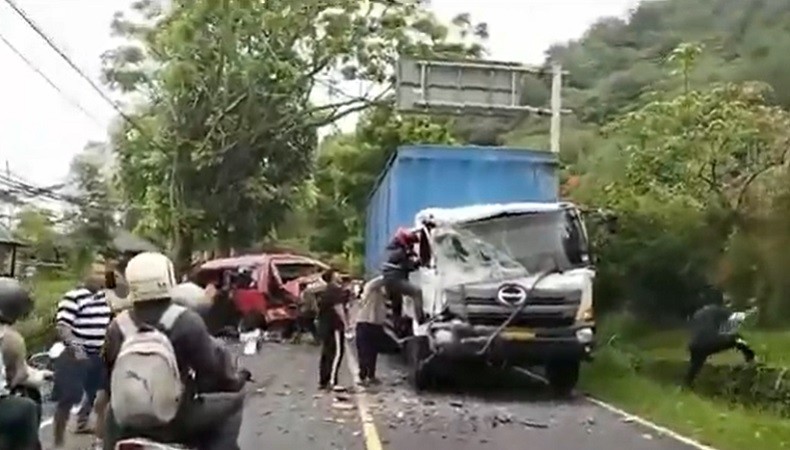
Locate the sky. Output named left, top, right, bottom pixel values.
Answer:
left=0, top=0, right=640, bottom=192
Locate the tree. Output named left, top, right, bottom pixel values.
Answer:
left=13, top=207, right=60, bottom=263
left=104, top=0, right=488, bottom=270
left=604, top=81, right=790, bottom=230
left=308, top=107, right=459, bottom=272
left=569, top=42, right=790, bottom=320
left=66, top=144, right=118, bottom=266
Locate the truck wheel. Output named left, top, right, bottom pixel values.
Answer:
left=407, top=336, right=432, bottom=392
left=546, top=360, right=580, bottom=397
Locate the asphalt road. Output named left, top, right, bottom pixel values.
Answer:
left=39, top=340, right=707, bottom=450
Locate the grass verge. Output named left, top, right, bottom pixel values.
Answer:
left=582, top=321, right=790, bottom=449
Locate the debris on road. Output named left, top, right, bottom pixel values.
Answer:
left=332, top=402, right=355, bottom=411
left=521, top=419, right=550, bottom=429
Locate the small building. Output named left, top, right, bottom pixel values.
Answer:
left=0, top=223, right=25, bottom=277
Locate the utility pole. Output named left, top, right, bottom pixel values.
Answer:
left=550, top=64, right=563, bottom=155
left=4, top=161, right=11, bottom=228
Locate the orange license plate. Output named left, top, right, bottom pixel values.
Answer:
left=501, top=328, right=535, bottom=341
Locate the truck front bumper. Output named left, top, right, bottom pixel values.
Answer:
left=426, top=322, right=595, bottom=364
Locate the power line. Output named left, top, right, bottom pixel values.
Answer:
left=2, top=0, right=146, bottom=134
left=0, top=31, right=104, bottom=127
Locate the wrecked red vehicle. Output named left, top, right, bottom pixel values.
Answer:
left=194, top=253, right=328, bottom=335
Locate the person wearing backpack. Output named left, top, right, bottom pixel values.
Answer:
left=101, top=252, right=249, bottom=450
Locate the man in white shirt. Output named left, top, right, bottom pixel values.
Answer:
left=52, top=260, right=112, bottom=448
left=354, top=276, right=399, bottom=386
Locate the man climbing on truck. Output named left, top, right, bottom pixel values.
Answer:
left=381, top=228, right=425, bottom=326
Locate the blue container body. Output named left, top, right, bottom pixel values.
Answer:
left=364, top=145, right=559, bottom=276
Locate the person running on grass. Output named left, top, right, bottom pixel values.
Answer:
left=685, top=295, right=757, bottom=386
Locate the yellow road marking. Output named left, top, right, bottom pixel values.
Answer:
left=345, top=343, right=385, bottom=450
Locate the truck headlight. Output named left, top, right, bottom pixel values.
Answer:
left=576, top=327, right=594, bottom=344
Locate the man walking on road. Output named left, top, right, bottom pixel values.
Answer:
left=52, top=260, right=112, bottom=449
left=316, top=269, right=350, bottom=391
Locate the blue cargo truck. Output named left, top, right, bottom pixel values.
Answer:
left=365, top=144, right=595, bottom=395
left=365, top=145, right=560, bottom=275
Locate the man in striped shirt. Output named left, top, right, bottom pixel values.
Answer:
left=52, top=261, right=112, bottom=449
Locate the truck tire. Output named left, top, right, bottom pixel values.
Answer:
left=407, top=336, right=433, bottom=392
left=546, top=360, right=580, bottom=397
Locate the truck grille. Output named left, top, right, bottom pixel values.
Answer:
left=468, top=314, right=575, bottom=328
left=466, top=296, right=566, bottom=306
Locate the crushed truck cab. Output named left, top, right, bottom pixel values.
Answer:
left=400, top=202, right=595, bottom=394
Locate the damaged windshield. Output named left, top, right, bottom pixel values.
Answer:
left=460, top=209, right=590, bottom=274
left=432, top=227, right=528, bottom=285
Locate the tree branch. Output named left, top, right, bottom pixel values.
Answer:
left=734, top=146, right=790, bottom=211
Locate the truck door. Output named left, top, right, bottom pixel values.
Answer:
left=414, top=226, right=442, bottom=318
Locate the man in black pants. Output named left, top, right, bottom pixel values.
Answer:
left=685, top=301, right=756, bottom=386
left=355, top=276, right=399, bottom=387
left=316, top=269, right=350, bottom=391
left=381, top=228, right=426, bottom=331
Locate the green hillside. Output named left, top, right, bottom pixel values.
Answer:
left=509, top=0, right=790, bottom=164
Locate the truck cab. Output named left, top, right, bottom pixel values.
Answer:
left=398, top=201, right=595, bottom=395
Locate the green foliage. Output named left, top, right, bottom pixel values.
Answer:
left=582, top=346, right=790, bottom=450
left=13, top=207, right=59, bottom=263
left=562, top=32, right=790, bottom=320
left=105, top=0, right=487, bottom=270
left=67, top=147, right=117, bottom=262
left=307, top=107, right=460, bottom=273
left=546, top=0, right=790, bottom=123
left=640, top=358, right=790, bottom=417
left=18, top=275, right=76, bottom=352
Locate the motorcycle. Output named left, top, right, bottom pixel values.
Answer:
left=0, top=349, right=54, bottom=450
left=113, top=345, right=253, bottom=450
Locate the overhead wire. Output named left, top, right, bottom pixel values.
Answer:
left=0, top=0, right=151, bottom=216
left=2, top=0, right=148, bottom=135
left=0, top=30, right=105, bottom=127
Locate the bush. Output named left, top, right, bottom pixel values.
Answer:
left=18, top=275, right=76, bottom=352
left=640, top=358, right=790, bottom=417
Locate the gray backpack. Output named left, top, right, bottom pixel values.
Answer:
left=110, top=305, right=186, bottom=428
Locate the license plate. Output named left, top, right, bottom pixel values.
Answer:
left=501, top=328, right=535, bottom=341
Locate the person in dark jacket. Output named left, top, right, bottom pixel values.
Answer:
left=381, top=228, right=425, bottom=325
left=316, top=269, right=350, bottom=391
left=685, top=299, right=756, bottom=386
left=102, top=252, right=247, bottom=450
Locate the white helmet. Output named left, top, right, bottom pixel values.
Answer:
left=170, top=281, right=212, bottom=310
left=124, top=252, right=177, bottom=303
